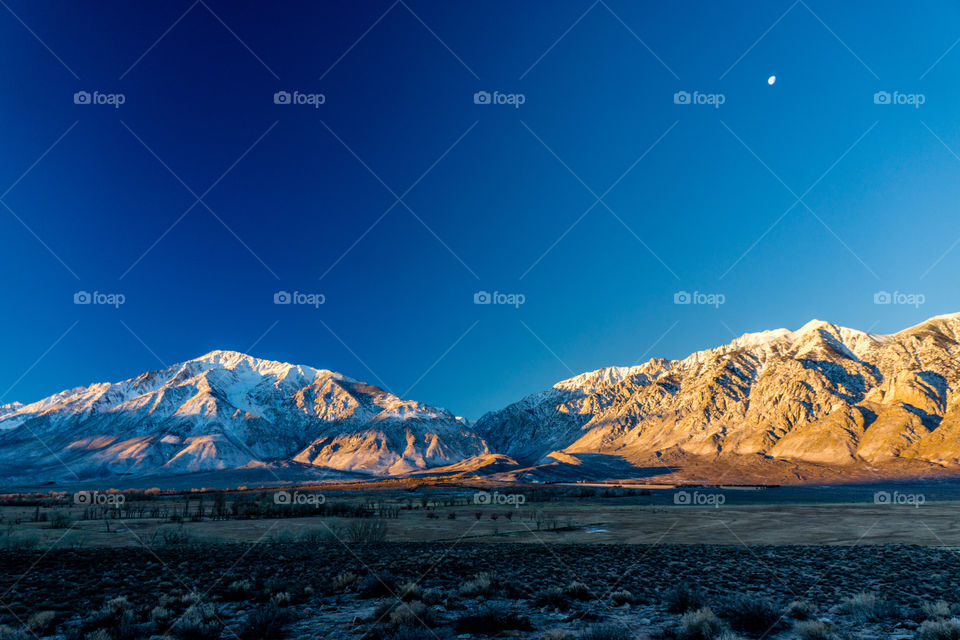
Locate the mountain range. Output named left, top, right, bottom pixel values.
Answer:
left=2, top=313, right=960, bottom=486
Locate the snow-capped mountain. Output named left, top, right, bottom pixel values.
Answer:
left=4, top=313, right=960, bottom=486
left=476, top=313, right=960, bottom=476
left=0, top=351, right=486, bottom=482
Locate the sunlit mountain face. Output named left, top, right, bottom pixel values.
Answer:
left=4, top=314, right=960, bottom=485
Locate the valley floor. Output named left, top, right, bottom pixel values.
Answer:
left=2, top=497, right=960, bottom=547
left=0, top=542, right=956, bottom=639
left=2, top=489, right=959, bottom=638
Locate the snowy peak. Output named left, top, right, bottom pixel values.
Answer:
left=0, top=351, right=484, bottom=481
left=3, top=313, right=960, bottom=485
left=554, top=365, right=649, bottom=393
left=0, top=402, right=23, bottom=417
left=479, top=312, right=960, bottom=474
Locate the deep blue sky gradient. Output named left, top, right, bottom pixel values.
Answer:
left=2, top=1, right=960, bottom=418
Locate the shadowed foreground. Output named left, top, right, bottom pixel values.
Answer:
left=0, top=542, right=954, bottom=639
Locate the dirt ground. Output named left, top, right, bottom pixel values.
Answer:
left=0, top=541, right=953, bottom=639
left=1, top=498, right=958, bottom=548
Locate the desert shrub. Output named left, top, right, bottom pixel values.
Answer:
left=398, top=582, right=422, bottom=602
left=223, top=579, right=255, bottom=601
left=563, top=580, right=595, bottom=601
left=610, top=589, right=634, bottom=605
left=792, top=620, right=836, bottom=640
left=539, top=630, right=574, bottom=640
left=840, top=591, right=877, bottom=622
left=270, top=592, right=291, bottom=607
left=150, top=606, right=172, bottom=626
left=0, top=533, right=38, bottom=550
left=0, top=626, right=27, bottom=640
left=784, top=599, right=816, bottom=620
left=454, top=608, right=532, bottom=634
left=48, top=509, right=71, bottom=529
left=153, top=526, right=193, bottom=546
left=390, top=601, right=434, bottom=628
left=918, top=620, right=960, bottom=640
left=421, top=588, right=445, bottom=605
left=534, top=586, right=569, bottom=610
left=460, top=572, right=494, bottom=597
left=579, top=623, right=633, bottom=640
left=358, top=572, right=398, bottom=599
left=84, top=631, right=110, bottom=640
left=26, top=611, right=56, bottom=634
left=663, top=583, right=708, bottom=614
left=840, top=591, right=898, bottom=623
left=333, top=572, right=358, bottom=591
left=679, top=607, right=725, bottom=640
left=236, top=603, right=292, bottom=640
left=717, top=593, right=781, bottom=635
left=345, top=520, right=387, bottom=543
left=372, top=600, right=436, bottom=628
left=923, top=600, right=953, bottom=620
left=78, top=596, right=136, bottom=640
left=263, top=576, right=288, bottom=597
left=170, top=604, right=222, bottom=640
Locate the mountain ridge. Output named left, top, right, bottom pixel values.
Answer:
left=3, top=314, right=960, bottom=485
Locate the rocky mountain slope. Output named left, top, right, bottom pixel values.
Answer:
left=2, top=314, right=960, bottom=485
left=0, top=351, right=486, bottom=482
left=475, top=314, right=960, bottom=477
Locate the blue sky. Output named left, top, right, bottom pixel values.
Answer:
left=1, top=1, right=959, bottom=419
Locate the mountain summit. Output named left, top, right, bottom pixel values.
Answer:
left=476, top=313, right=960, bottom=479
left=0, top=350, right=485, bottom=482
left=3, top=314, right=960, bottom=485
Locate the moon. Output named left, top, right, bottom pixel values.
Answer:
left=767, top=75, right=776, bottom=85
